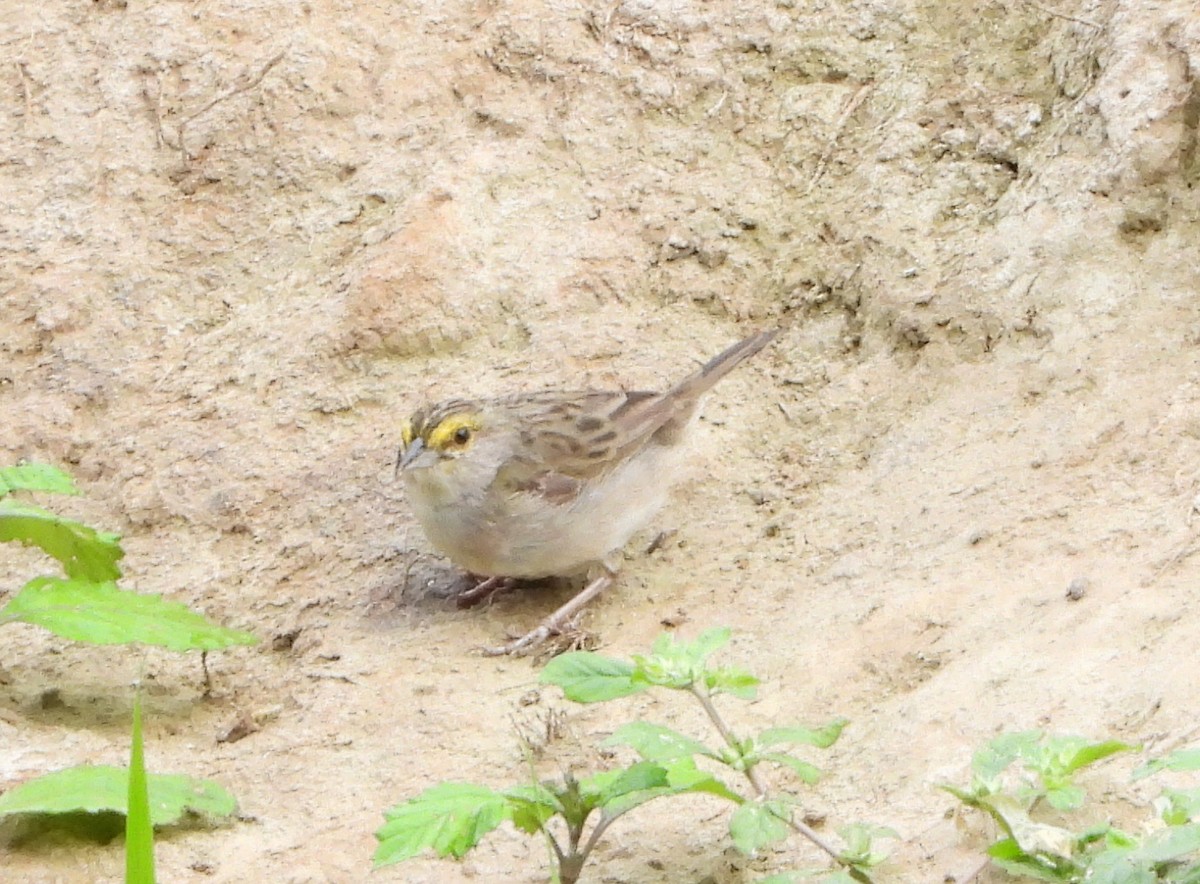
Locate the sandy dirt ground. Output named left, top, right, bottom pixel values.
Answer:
left=2, top=0, right=1199, bottom=881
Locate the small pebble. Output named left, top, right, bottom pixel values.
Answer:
left=1066, top=577, right=1089, bottom=601
left=966, top=528, right=990, bottom=545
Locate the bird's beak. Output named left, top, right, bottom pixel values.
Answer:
left=395, top=437, right=426, bottom=475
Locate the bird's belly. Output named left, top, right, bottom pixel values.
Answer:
left=407, top=441, right=688, bottom=579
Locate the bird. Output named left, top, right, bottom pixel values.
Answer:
left=395, top=327, right=779, bottom=654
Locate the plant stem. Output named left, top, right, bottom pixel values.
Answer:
left=688, top=678, right=851, bottom=871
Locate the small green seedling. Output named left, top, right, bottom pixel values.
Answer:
left=0, top=463, right=248, bottom=850
left=0, top=463, right=256, bottom=650
left=375, top=628, right=895, bottom=883
left=943, top=731, right=1200, bottom=882
left=126, top=691, right=156, bottom=884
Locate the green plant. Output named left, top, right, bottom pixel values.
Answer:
left=375, top=628, right=894, bottom=882
left=942, top=731, right=1200, bottom=882
left=0, top=463, right=256, bottom=650
left=126, top=691, right=155, bottom=884
left=0, top=463, right=250, bottom=846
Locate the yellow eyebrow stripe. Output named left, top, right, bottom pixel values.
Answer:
left=427, top=414, right=482, bottom=450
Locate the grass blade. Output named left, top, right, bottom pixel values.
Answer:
left=126, top=692, right=155, bottom=884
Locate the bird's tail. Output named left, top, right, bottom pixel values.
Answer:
left=666, top=327, right=780, bottom=402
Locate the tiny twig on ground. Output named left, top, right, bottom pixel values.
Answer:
left=176, top=51, right=286, bottom=160
left=1020, top=0, right=1102, bottom=30
left=806, top=80, right=874, bottom=193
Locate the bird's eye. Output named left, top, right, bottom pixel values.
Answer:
left=453, top=427, right=472, bottom=445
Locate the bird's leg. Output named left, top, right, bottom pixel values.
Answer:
left=482, top=563, right=618, bottom=656
left=455, top=575, right=517, bottom=609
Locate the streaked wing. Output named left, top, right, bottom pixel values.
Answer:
left=489, top=390, right=673, bottom=503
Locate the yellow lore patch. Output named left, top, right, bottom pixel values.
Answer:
left=427, top=413, right=482, bottom=452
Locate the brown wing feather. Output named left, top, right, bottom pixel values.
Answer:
left=488, top=329, right=778, bottom=501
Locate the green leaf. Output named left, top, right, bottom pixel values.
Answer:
left=540, top=652, right=643, bottom=702
left=1059, top=738, right=1137, bottom=775
left=982, top=793, right=1076, bottom=857
left=632, top=628, right=740, bottom=691
left=761, top=753, right=822, bottom=785
left=375, top=783, right=510, bottom=867
left=1156, top=788, right=1200, bottom=825
left=684, top=627, right=733, bottom=664
left=706, top=666, right=760, bottom=699
left=582, top=762, right=669, bottom=809
left=0, top=463, right=79, bottom=497
left=838, top=822, right=899, bottom=867
left=126, top=694, right=155, bottom=884
left=582, top=759, right=744, bottom=820
left=604, top=722, right=715, bottom=762
left=585, top=766, right=673, bottom=819
left=938, top=781, right=985, bottom=806
left=0, top=764, right=237, bottom=826
left=1084, top=850, right=1158, bottom=884
left=1, top=578, right=258, bottom=651
left=759, top=719, right=848, bottom=750
left=1134, top=748, right=1200, bottom=781
left=503, top=783, right=561, bottom=835
left=0, top=498, right=123, bottom=581
left=986, top=838, right=1075, bottom=882
left=1130, top=823, right=1200, bottom=864
left=661, top=758, right=742, bottom=803
left=973, top=730, right=1043, bottom=780
left=729, top=801, right=792, bottom=855
left=1044, top=782, right=1087, bottom=811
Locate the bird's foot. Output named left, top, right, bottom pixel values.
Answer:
left=455, top=575, right=517, bottom=609
left=482, top=568, right=615, bottom=657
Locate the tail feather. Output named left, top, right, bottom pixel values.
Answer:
left=609, top=328, right=780, bottom=449
left=667, top=327, right=780, bottom=401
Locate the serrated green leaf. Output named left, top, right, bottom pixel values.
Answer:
left=0, top=463, right=79, bottom=497
left=126, top=695, right=155, bottom=884
left=0, top=499, right=123, bottom=581
left=0, top=764, right=236, bottom=826
left=375, top=783, right=510, bottom=867
left=760, top=752, right=822, bottom=784
left=729, top=801, right=792, bottom=855
left=759, top=719, right=848, bottom=750
left=604, top=721, right=715, bottom=762
left=540, top=651, right=642, bottom=702
left=1134, top=748, right=1200, bottom=781
left=1, top=577, right=257, bottom=651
